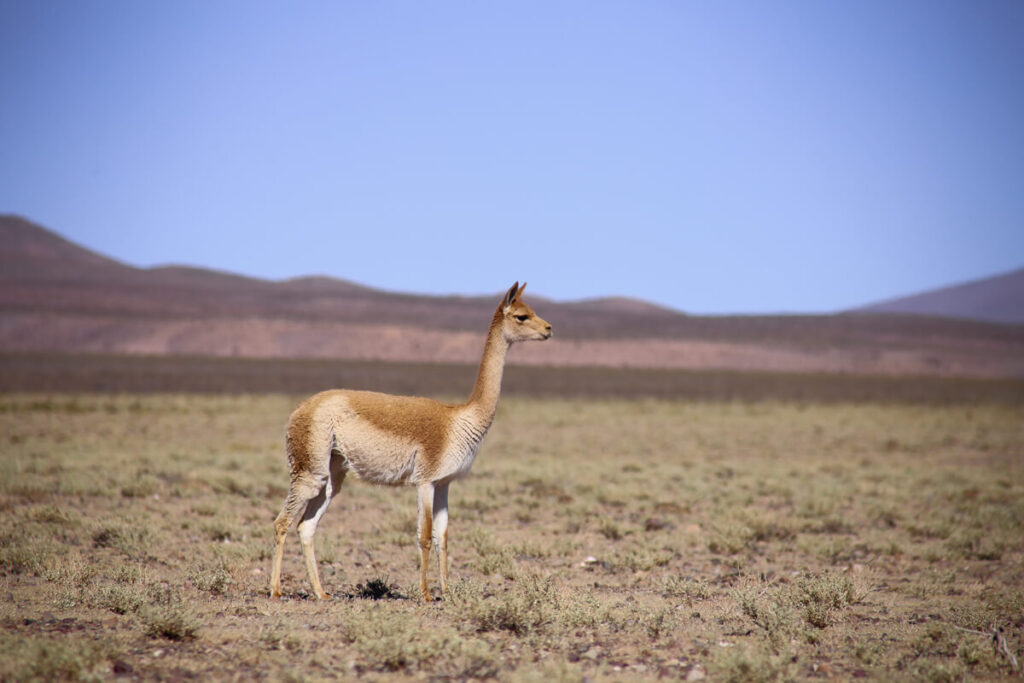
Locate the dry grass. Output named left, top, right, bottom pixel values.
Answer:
left=1, top=393, right=1023, bottom=680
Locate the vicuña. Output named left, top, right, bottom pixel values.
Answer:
left=270, top=282, right=552, bottom=601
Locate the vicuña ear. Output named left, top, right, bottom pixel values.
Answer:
left=504, top=282, right=519, bottom=308
left=516, top=282, right=527, bottom=300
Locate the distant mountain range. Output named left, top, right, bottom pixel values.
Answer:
left=855, top=268, right=1024, bottom=325
left=1, top=214, right=1022, bottom=377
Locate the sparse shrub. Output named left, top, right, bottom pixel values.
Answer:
left=450, top=575, right=555, bottom=635
left=854, top=641, right=886, bottom=666
left=0, top=545, right=35, bottom=575
left=92, top=523, right=149, bottom=556
left=520, top=477, right=574, bottom=503
left=796, top=571, right=868, bottom=629
left=96, top=583, right=145, bottom=614
left=946, top=532, right=1004, bottom=561
left=800, top=535, right=856, bottom=564
left=201, top=521, right=236, bottom=543
left=957, top=639, right=987, bottom=668
left=598, top=518, right=624, bottom=541
left=0, top=533, right=62, bottom=576
left=432, top=638, right=501, bottom=680
left=735, top=569, right=872, bottom=650
left=114, top=564, right=143, bottom=585
left=6, top=635, right=114, bottom=682
left=734, top=582, right=798, bottom=649
left=983, top=589, right=1024, bottom=626
left=870, top=504, right=902, bottom=528
left=343, top=608, right=499, bottom=676
left=811, top=515, right=854, bottom=535
left=474, top=549, right=515, bottom=578
left=27, top=504, right=75, bottom=524
left=745, top=514, right=797, bottom=542
left=558, top=589, right=604, bottom=629
left=796, top=496, right=837, bottom=520
left=466, top=527, right=516, bottom=578
left=316, top=534, right=338, bottom=563
left=260, top=621, right=302, bottom=652
left=709, top=519, right=753, bottom=555
left=142, top=584, right=199, bottom=640
left=713, top=642, right=797, bottom=683
left=41, top=554, right=96, bottom=608
left=907, top=520, right=953, bottom=540
left=213, top=475, right=251, bottom=498
left=911, top=623, right=961, bottom=659
left=142, top=605, right=199, bottom=640
left=339, top=608, right=487, bottom=674
left=511, top=540, right=550, bottom=559
left=907, top=658, right=967, bottom=683
left=389, top=514, right=418, bottom=535
left=663, top=575, right=711, bottom=602
left=558, top=589, right=631, bottom=633
left=192, top=503, right=218, bottom=517
left=188, top=560, right=233, bottom=595
left=120, top=473, right=160, bottom=498
left=42, top=554, right=96, bottom=588
left=613, top=547, right=672, bottom=572
left=645, top=607, right=672, bottom=640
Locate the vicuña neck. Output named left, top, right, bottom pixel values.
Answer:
left=465, top=309, right=509, bottom=422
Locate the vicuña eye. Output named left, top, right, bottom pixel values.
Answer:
left=515, top=314, right=529, bottom=322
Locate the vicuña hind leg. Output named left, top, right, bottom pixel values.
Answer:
left=297, top=473, right=335, bottom=600
left=271, top=475, right=322, bottom=598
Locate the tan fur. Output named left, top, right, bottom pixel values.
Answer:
left=270, top=282, right=551, bottom=601
left=285, top=390, right=333, bottom=477
left=348, top=391, right=452, bottom=476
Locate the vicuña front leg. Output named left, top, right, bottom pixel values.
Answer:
left=416, top=482, right=435, bottom=602
left=432, top=482, right=450, bottom=595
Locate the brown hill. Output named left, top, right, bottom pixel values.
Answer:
left=2, top=214, right=1023, bottom=377
left=857, top=267, right=1024, bottom=325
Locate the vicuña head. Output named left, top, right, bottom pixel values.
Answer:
left=270, top=282, right=551, bottom=602
left=497, top=282, right=552, bottom=343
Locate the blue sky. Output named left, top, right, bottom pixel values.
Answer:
left=2, top=1, right=1022, bottom=314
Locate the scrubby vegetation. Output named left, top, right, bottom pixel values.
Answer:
left=1, top=393, right=1022, bottom=680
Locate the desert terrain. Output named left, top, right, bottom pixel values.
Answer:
left=2, top=394, right=1023, bottom=681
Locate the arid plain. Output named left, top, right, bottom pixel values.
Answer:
left=1, top=387, right=1023, bottom=681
